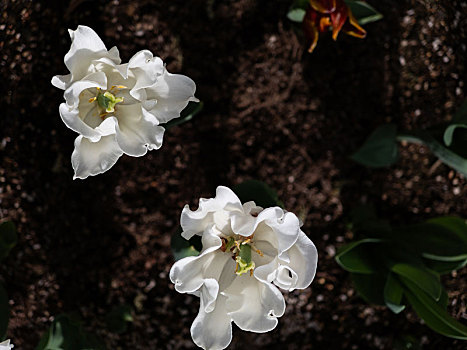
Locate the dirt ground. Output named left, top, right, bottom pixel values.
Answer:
left=1, top=0, right=466, bottom=349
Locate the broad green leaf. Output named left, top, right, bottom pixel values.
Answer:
left=427, top=217, right=467, bottom=244
left=425, top=258, right=467, bottom=275
left=162, top=101, right=203, bottom=130
left=0, top=283, right=8, bottom=340
left=232, top=180, right=284, bottom=209
left=287, top=8, right=306, bottom=22
left=350, top=272, right=386, bottom=305
left=437, top=286, right=449, bottom=310
left=36, top=314, right=106, bottom=350
left=401, top=277, right=467, bottom=340
left=444, top=100, right=467, bottom=146
left=397, top=129, right=467, bottom=177
left=345, top=0, right=383, bottom=25
left=105, top=305, right=133, bottom=334
left=351, top=124, right=398, bottom=168
left=392, top=222, right=467, bottom=262
left=384, top=273, right=405, bottom=314
left=0, top=221, right=17, bottom=261
left=335, top=238, right=383, bottom=274
left=171, top=227, right=201, bottom=261
left=391, top=263, right=441, bottom=301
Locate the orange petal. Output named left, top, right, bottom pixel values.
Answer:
left=303, top=10, right=320, bottom=53
left=319, top=16, right=332, bottom=32
left=310, top=0, right=336, bottom=14
left=330, top=1, right=348, bottom=40
left=343, top=9, right=367, bottom=38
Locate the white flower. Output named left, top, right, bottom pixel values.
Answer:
left=0, top=339, right=14, bottom=349
left=52, top=25, right=198, bottom=179
left=170, top=186, right=318, bottom=350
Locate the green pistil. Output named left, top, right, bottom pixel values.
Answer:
left=235, top=244, right=255, bottom=276
left=97, top=91, right=123, bottom=113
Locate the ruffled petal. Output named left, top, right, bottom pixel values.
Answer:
left=191, top=294, right=232, bottom=350
left=64, top=26, right=120, bottom=82
left=231, top=207, right=300, bottom=255
left=181, top=186, right=243, bottom=240
left=59, top=103, right=102, bottom=141
left=226, top=275, right=286, bottom=333
left=146, top=68, right=198, bottom=124
left=128, top=50, right=164, bottom=100
left=115, top=104, right=165, bottom=157
left=170, top=226, right=225, bottom=294
left=276, top=230, right=318, bottom=291
left=265, top=210, right=301, bottom=255
left=51, top=73, right=72, bottom=90
left=71, top=130, right=123, bottom=179
left=63, top=71, right=107, bottom=108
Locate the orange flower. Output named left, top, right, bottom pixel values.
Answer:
left=303, top=0, right=366, bottom=53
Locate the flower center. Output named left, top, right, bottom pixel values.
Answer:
left=88, top=85, right=125, bottom=119
left=220, top=234, right=263, bottom=276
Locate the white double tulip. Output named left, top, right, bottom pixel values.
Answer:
left=170, top=186, right=318, bottom=350
left=52, top=26, right=197, bottom=179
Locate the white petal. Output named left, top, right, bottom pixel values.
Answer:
left=181, top=186, right=243, bottom=240
left=146, top=69, right=198, bottom=123
left=266, top=210, right=301, bottom=254
left=51, top=73, right=72, bottom=90
left=170, top=227, right=224, bottom=294
left=59, top=103, right=101, bottom=141
left=128, top=50, right=164, bottom=100
left=71, top=132, right=123, bottom=180
left=65, top=26, right=120, bottom=81
left=115, top=104, right=165, bottom=157
left=200, top=278, right=219, bottom=313
left=276, top=230, right=318, bottom=291
left=63, top=71, right=107, bottom=108
left=274, top=266, right=299, bottom=291
left=225, top=275, right=285, bottom=333
left=191, top=294, right=232, bottom=350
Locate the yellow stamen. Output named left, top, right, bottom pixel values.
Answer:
left=88, top=97, right=96, bottom=103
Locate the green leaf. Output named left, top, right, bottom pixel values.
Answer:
left=397, top=129, right=467, bottom=177
left=384, top=273, right=405, bottom=314
left=345, top=0, right=383, bottom=25
left=392, top=221, right=467, bottom=262
left=350, top=272, right=386, bottom=305
left=171, top=227, right=201, bottom=261
left=162, top=101, right=203, bottom=130
left=444, top=100, right=467, bottom=146
left=335, top=238, right=384, bottom=274
left=232, top=180, right=284, bottom=208
left=105, top=305, right=133, bottom=334
left=36, top=314, right=106, bottom=350
left=0, top=221, right=17, bottom=261
left=0, top=283, right=9, bottom=340
left=425, top=259, right=467, bottom=275
left=427, top=217, right=467, bottom=245
left=401, top=277, right=467, bottom=340
left=287, top=8, right=306, bottom=22
left=351, top=124, right=398, bottom=168
left=390, top=263, right=442, bottom=301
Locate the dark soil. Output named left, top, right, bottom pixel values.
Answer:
left=1, top=0, right=466, bottom=349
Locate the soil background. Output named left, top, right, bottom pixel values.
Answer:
left=1, top=0, right=466, bottom=349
